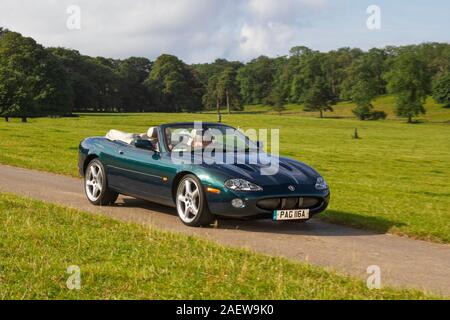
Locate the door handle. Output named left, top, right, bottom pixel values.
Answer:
left=118, top=150, right=124, bottom=155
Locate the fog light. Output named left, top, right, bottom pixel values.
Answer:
left=231, top=198, right=245, bottom=208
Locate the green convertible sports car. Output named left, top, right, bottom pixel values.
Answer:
left=78, top=122, right=330, bottom=227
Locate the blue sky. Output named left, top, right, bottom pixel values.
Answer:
left=0, top=0, right=449, bottom=63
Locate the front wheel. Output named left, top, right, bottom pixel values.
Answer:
left=176, top=174, right=213, bottom=227
left=84, top=159, right=118, bottom=206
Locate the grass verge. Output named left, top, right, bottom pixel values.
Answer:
left=0, top=193, right=436, bottom=299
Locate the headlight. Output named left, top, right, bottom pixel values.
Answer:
left=224, top=179, right=263, bottom=191
left=315, top=177, right=328, bottom=190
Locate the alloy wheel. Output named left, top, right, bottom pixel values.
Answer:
left=85, top=163, right=103, bottom=202
left=176, top=177, right=201, bottom=223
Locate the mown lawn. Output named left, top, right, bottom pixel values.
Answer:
left=0, top=102, right=449, bottom=243
left=0, top=193, right=435, bottom=299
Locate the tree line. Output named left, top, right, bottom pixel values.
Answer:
left=0, top=28, right=449, bottom=122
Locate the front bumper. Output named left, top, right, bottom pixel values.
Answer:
left=206, top=185, right=330, bottom=218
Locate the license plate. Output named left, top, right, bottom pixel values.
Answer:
left=273, top=209, right=310, bottom=221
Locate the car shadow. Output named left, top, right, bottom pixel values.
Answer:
left=113, top=197, right=403, bottom=237
left=114, top=197, right=177, bottom=215
left=214, top=216, right=379, bottom=237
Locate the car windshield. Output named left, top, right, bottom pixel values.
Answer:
left=164, top=124, right=258, bottom=153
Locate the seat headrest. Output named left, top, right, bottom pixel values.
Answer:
left=147, top=127, right=158, bottom=138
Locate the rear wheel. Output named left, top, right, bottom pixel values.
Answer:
left=176, top=174, right=213, bottom=227
left=84, top=159, right=118, bottom=205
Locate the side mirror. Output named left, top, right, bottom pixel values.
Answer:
left=256, top=141, right=264, bottom=150
left=132, top=138, right=157, bottom=152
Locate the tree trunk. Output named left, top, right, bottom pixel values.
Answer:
left=216, top=99, right=222, bottom=123
left=408, top=115, right=412, bottom=123
left=21, top=117, right=27, bottom=123
left=226, top=91, right=231, bottom=115
left=5, top=117, right=8, bottom=122
left=320, top=110, right=323, bottom=118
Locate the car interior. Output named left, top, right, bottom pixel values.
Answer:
left=105, top=127, right=222, bottom=153
left=105, top=127, right=160, bottom=151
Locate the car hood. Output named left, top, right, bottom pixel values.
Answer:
left=199, top=152, right=319, bottom=187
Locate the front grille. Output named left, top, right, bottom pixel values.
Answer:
left=257, top=197, right=321, bottom=211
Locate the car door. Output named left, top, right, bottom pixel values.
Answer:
left=105, top=142, right=173, bottom=203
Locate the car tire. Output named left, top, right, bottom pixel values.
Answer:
left=176, top=174, right=214, bottom=227
left=84, top=158, right=118, bottom=206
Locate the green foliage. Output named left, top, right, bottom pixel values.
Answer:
left=267, top=80, right=286, bottom=115
left=323, top=47, right=364, bottom=99
left=195, top=60, right=243, bottom=117
left=385, top=51, right=430, bottom=122
left=117, top=57, right=153, bottom=112
left=145, top=54, right=202, bottom=112
left=352, top=105, right=387, bottom=120
left=202, top=74, right=220, bottom=111
left=289, top=51, right=338, bottom=118
left=341, top=48, right=387, bottom=101
left=0, top=31, right=72, bottom=119
left=432, top=73, right=450, bottom=107
left=217, top=67, right=242, bottom=113
left=1, top=29, right=450, bottom=117
left=303, top=77, right=335, bottom=118
left=342, top=52, right=388, bottom=120
left=237, top=56, right=277, bottom=105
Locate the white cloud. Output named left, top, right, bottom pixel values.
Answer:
left=0, top=0, right=329, bottom=62
left=239, top=22, right=297, bottom=58
left=246, top=0, right=327, bottom=22
left=238, top=0, right=328, bottom=59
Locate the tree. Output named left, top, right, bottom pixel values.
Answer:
left=237, top=56, right=277, bottom=105
left=216, top=67, right=242, bottom=114
left=384, top=52, right=430, bottom=123
left=289, top=46, right=312, bottom=58
left=269, top=58, right=289, bottom=115
left=303, top=77, right=335, bottom=118
left=49, top=48, right=98, bottom=112
left=432, top=73, right=450, bottom=107
left=285, top=51, right=337, bottom=117
left=323, top=47, right=364, bottom=98
left=0, top=31, right=72, bottom=121
left=0, top=27, right=8, bottom=36
left=193, top=59, right=243, bottom=114
left=341, top=54, right=387, bottom=120
left=145, top=54, right=202, bottom=112
left=268, top=83, right=286, bottom=115
left=118, top=57, right=152, bottom=112
left=340, top=48, right=387, bottom=101
left=202, top=75, right=222, bottom=122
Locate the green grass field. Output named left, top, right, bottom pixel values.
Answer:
left=0, top=97, right=449, bottom=243
left=242, top=95, right=450, bottom=122
left=0, top=193, right=435, bottom=299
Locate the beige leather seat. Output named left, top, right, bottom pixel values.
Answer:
left=147, top=127, right=158, bottom=139
left=105, top=129, right=139, bottom=144
left=143, top=127, right=159, bottom=151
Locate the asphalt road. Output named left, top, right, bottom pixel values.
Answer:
left=0, top=164, right=449, bottom=296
